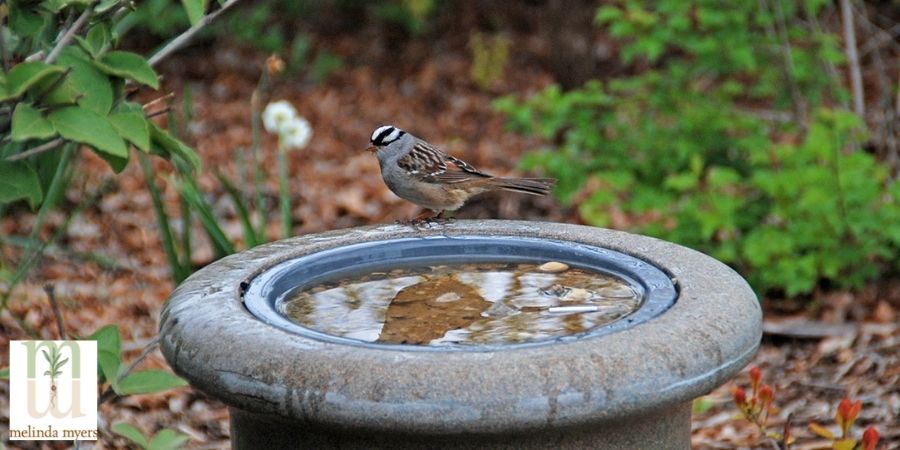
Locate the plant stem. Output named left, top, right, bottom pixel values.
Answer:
left=250, top=74, right=268, bottom=241
left=97, top=336, right=160, bottom=405
left=768, top=0, right=807, bottom=129
left=167, top=98, right=194, bottom=268
left=840, top=0, right=865, bottom=119
left=2, top=172, right=109, bottom=313
left=5, top=138, right=65, bottom=162
left=45, top=5, right=94, bottom=64
left=0, top=23, right=9, bottom=71
left=1, top=145, right=75, bottom=309
left=277, top=144, right=292, bottom=238
left=44, top=284, right=68, bottom=340
left=138, top=153, right=189, bottom=283
left=147, top=0, right=242, bottom=67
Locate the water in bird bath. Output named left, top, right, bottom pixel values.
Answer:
left=279, top=262, right=643, bottom=346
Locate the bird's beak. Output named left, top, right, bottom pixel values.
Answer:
left=366, top=145, right=378, bottom=153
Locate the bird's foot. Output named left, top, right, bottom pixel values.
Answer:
left=396, top=211, right=453, bottom=229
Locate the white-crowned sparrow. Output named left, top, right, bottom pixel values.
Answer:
left=367, top=125, right=557, bottom=221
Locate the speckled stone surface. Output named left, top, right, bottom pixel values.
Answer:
left=159, top=221, right=762, bottom=449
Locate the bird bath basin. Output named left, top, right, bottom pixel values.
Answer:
left=159, top=220, right=761, bottom=449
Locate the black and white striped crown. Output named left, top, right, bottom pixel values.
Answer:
left=370, top=125, right=406, bottom=146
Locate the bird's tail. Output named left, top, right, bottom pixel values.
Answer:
left=490, top=177, right=557, bottom=196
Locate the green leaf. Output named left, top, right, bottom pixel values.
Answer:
left=112, top=422, right=150, bottom=449
left=215, top=170, right=261, bottom=247
left=0, top=161, right=43, bottom=208
left=95, top=52, right=160, bottom=89
left=0, top=367, right=9, bottom=379
left=11, top=103, right=56, bottom=141
left=33, top=72, right=82, bottom=105
left=108, top=111, right=151, bottom=152
left=95, top=0, right=122, bottom=13
left=9, top=3, right=47, bottom=40
left=43, top=0, right=69, bottom=12
left=116, top=370, right=187, bottom=395
left=148, top=429, right=190, bottom=450
left=692, top=396, right=715, bottom=414
left=149, top=122, right=201, bottom=170
left=181, top=0, right=208, bottom=27
left=88, top=325, right=121, bottom=357
left=177, top=176, right=235, bottom=256
left=97, top=349, right=121, bottom=387
left=57, top=46, right=114, bottom=114
left=82, top=23, right=111, bottom=58
left=87, top=325, right=121, bottom=385
left=3, top=62, right=65, bottom=100
left=833, top=438, right=857, bottom=450
left=98, top=148, right=131, bottom=173
left=48, top=106, right=129, bottom=158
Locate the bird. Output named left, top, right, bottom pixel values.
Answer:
left=367, top=125, right=557, bottom=222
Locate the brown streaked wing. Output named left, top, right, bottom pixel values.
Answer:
left=397, top=141, right=447, bottom=178
left=446, top=155, right=489, bottom=177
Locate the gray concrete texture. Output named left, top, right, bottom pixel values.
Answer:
left=159, top=221, right=762, bottom=448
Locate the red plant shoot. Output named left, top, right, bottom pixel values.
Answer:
left=861, top=426, right=879, bottom=450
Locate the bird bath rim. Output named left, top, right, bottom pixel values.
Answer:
left=242, top=235, right=678, bottom=351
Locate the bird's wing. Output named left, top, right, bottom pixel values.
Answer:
left=396, top=140, right=447, bottom=181
left=396, top=139, right=491, bottom=184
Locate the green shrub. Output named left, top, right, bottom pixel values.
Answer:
left=495, top=0, right=899, bottom=296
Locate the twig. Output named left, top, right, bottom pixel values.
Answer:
left=45, top=5, right=94, bottom=64
left=97, top=336, right=161, bottom=405
left=147, top=0, right=241, bottom=67
left=0, top=23, right=9, bottom=72
left=142, top=92, right=176, bottom=110
left=5, top=138, right=65, bottom=162
left=768, top=0, right=808, bottom=129
left=809, top=7, right=846, bottom=108
left=840, top=0, right=865, bottom=119
left=860, top=22, right=900, bottom=56
left=145, top=107, right=172, bottom=119
left=44, top=284, right=68, bottom=340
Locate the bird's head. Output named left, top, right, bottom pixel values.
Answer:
left=367, top=125, right=406, bottom=153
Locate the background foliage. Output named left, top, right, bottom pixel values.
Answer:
left=495, top=0, right=900, bottom=296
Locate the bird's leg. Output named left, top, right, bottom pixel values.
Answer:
left=433, top=210, right=455, bottom=223
left=397, top=210, right=449, bottom=228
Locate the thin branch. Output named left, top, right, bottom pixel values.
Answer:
left=860, top=22, right=900, bottom=56
left=808, top=5, right=846, bottom=108
left=45, top=5, right=94, bottom=64
left=5, top=138, right=65, bottom=162
left=142, top=92, right=176, bottom=110
left=854, top=4, right=900, bottom=176
left=768, top=0, right=808, bottom=129
left=97, top=336, right=161, bottom=405
left=148, top=0, right=241, bottom=67
left=840, top=0, right=865, bottom=119
left=44, top=284, right=68, bottom=340
left=145, top=107, right=172, bottom=119
left=0, top=24, right=9, bottom=72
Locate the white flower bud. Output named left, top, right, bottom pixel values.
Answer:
left=280, top=116, right=312, bottom=150
left=262, top=101, right=297, bottom=134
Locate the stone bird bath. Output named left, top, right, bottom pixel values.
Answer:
left=159, top=220, right=761, bottom=449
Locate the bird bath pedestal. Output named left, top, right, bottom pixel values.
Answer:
left=159, top=220, right=761, bottom=449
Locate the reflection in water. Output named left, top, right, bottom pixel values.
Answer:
left=280, top=263, right=643, bottom=346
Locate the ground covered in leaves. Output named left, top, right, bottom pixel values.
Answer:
left=2, top=10, right=898, bottom=450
